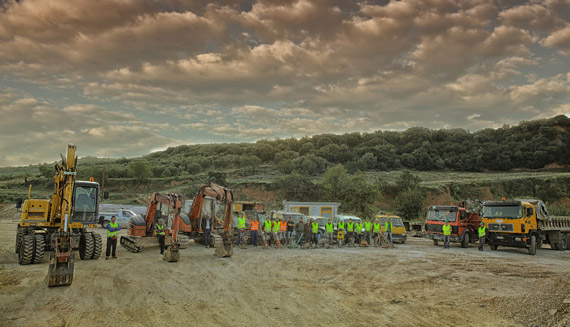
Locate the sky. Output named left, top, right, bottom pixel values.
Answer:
left=0, top=0, right=569, bottom=167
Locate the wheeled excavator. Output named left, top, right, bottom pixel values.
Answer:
left=120, top=192, right=189, bottom=262
left=16, top=144, right=102, bottom=286
left=186, top=183, right=234, bottom=257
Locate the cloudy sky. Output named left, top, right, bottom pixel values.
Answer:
left=1, top=0, right=569, bottom=166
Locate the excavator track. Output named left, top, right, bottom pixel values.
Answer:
left=120, top=235, right=143, bottom=253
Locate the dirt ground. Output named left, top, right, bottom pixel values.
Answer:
left=1, top=205, right=569, bottom=327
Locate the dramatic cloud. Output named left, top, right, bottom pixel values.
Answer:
left=0, top=0, right=569, bottom=166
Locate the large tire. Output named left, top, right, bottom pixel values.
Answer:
left=558, top=236, right=567, bottom=252
left=433, top=239, right=438, bottom=246
left=529, top=235, right=537, bottom=255
left=15, top=227, right=24, bottom=253
left=33, top=234, right=45, bottom=264
left=490, top=244, right=498, bottom=251
left=101, top=220, right=109, bottom=229
left=18, top=234, right=34, bottom=265
left=461, top=233, right=470, bottom=248
left=92, top=233, right=102, bottom=260
left=79, top=233, right=95, bottom=260
left=566, top=234, right=570, bottom=250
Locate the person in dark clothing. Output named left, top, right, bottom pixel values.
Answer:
left=304, top=219, right=312, bottom=249
left=286, top=217, right=295, bottom=245
left=106, top=215, right=121, bottom=259
left=201, top=216, right=212, bottom=248
left=295, top=217, right=305, bottom=245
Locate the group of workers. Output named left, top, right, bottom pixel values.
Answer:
left=234, top=213, right=395, bottom=249
left=441, top=219, right=488, bottom=251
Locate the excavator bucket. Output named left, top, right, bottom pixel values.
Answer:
left=163, top=243, right=180, bottom=262
left=214, top=232, right=233, bottom=257
left=47, top=252, right=75, bottom=287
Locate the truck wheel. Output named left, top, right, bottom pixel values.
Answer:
left=79, top=233, right=95, bottom=260
left=529, top=235, right=537, bottom=255
left=566, top=234, right=570, bottom=250
left=15, top=227, right=24, bottom=253
left=18, top=234, right=35, bottom=265
left=461, top=233, right=470, bottom=248
left=433, top=239, right=438, bottom=246
left=558, top=236, right=567, bottom=252
left=490, top=244, right=498, bottom=251
left=32, top=234, right=45, bottom=264
left=101, top=220, right=109, bottom=229
left=92, top=233, right=103, bottom=260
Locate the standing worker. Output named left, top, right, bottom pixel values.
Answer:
left=478, top=222, right=487, bottom=251
left=346, top=219, right=354, bottom=246
left=272, top=217, right=281, bottom=248
left=325, top=219, right=334, bottom=248
left=287, top=217, right=295, bottom=245
left=384, top=218, right=393, bottom=247
left=155, top=218, right=166, bottom=255
left=364, top=218, right=372, bottom=245
left=106, top=215, right=121, bottom=259
left=202, top=215, right=212, bottom=248
left=311, top=219, right=319, bottom=248
left=263, top=217, right=272, bottom=249
left=442, top=219, right=451, bottom=249
left=372, top=218, right=381, bottom=247
left=304, top=218, right=312, bottom=249
left=295, top=217, right=305, bottom=246
left=280, top=218, right=287, bottom=245
left=237, top=212, right=247, bottom=249
left=355, top=220, right=363, bottom=244
left=250, top=216, right=259, bottom=247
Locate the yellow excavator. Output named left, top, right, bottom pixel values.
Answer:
left=16, top=144, right=102, bottom=286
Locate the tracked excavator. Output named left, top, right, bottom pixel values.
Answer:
left=186, top=183, right=234, bottom=257
left=16, top=144, right=102, bottom=286
left=120, top=192, right=189, bottom=261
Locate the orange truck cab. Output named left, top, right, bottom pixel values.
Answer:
left=425, top=202, right=481, bottom=248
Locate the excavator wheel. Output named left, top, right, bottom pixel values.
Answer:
left=79, top=232, right=95, bottom=260
left=92, top=233, right=103, bottom=260
left=33, top=234, right=45, bottom=264
left=18, top=234, right=35, bottom=265
left=15, top=227, right=25, bottom=253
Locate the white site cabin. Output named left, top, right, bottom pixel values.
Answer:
left=282, top=201, right=340, bottom=220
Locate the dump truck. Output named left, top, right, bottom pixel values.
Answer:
left=425, top=201, right=481, bottom=248
left=481, top=198, right=570, bottom=255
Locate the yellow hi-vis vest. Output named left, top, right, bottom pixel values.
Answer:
left=107, top=222, right=118, bottom=238
left=272, top=221, right=280, bottom=233
left=385, top=221, right=393, bottom=232
left=364, top=221, right=371, bottom=231
left=478, top=226, right=486, bottom=237
left=237, top=217, right=246, bottom=229
left=264, top=220, right=272, bottom=232
left=355, top=223, right=362, bottom=233
left=346, top=222, right=354, bottom=232
left=442, top=224, right=451, bottom=236
left=156, top=223, right=165, bottom=236
left=312, top=222, right=319, bottom=234
left=326, top=223, right=334, bottom=233
left=338, top=222, right=345, bottom=230
left=373, top=223, right=380, bottom=233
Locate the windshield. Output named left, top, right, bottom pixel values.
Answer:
left=427, top=209, right=457, bottom=222
left=74, top=185, right=98, bottom=213
left=380, top=218, right=404, bottom=227
left=482, top=205, right=522, bottom=219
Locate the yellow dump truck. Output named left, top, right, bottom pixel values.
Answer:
left=481, top=199, right=570, bottom=255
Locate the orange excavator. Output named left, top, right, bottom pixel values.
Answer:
left=186, top=183, right=234, bottom=257
left=120, top=192, right=188, bottom=262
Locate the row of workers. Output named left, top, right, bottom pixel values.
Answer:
left=235, top=214, right=394, bottom=248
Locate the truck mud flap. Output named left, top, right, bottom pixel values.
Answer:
left=120, top=236, right=143, bottom=253
left=47, top=252, right=75, bottom=287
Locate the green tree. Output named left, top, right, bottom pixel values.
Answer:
left=277, top=173, right=320, bottom=201
left=129, top=161, right=152, bottom=181
left=395, top=189, right=426, bottom=220
left=395, top=170, right=422, bottom=192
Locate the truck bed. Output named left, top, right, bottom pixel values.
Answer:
left=539, top=216, right=570, bottom=232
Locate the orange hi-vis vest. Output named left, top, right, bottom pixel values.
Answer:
left=280, top=221, right=287, bottom=231
left=251, top=221, right=259, bottom=231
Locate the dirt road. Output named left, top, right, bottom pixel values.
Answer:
left=1, top=209, right=569, bottom=326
